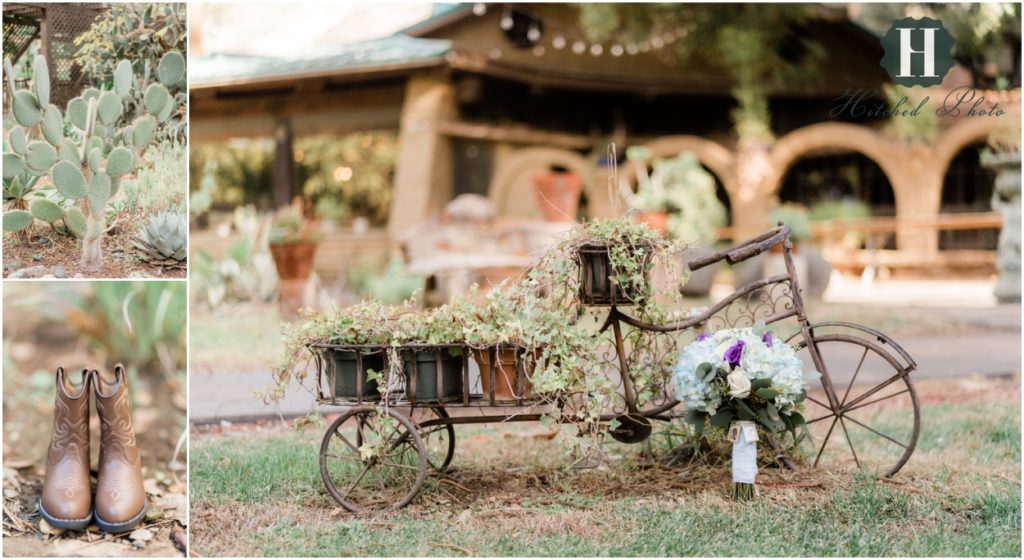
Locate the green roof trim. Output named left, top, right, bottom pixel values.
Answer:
left=191, top=35, right=452, bottom=87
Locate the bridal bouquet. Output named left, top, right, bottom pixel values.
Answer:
left=673, top=325, right=817, bottom=499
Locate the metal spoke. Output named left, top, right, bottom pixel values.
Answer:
left=839, top=417, right=861, bottom=469
left=843, top=388, right=911, bottom=414
left=806, top=394, right=831, bottom=409
left=342, top=464, right=372, bottom=500
left=334, top=429, right=359, bottom=455
left=843, top=372, right=907, bottom=411
left=844, top=414, right=908, bottom=449
left=840, top=346, right=870, bottom=407
left=371, top=463, right=392, bottom=503
left=325, top=453, right=362, bottom=462
left=806, top=414, right=835, bottom=425
left=379, top=461, right=422, bottom=472
left=814, top=415, right=840, bottom=468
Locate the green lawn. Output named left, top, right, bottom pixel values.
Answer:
left=190, top=379, right=1021, bottom=557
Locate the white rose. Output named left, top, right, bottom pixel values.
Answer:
left=726, top=369, right=752, bottom=399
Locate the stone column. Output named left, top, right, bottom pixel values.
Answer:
left=889, top=144, right=942, bottom=254
left=990, top=153, right=1022, bottom=302
left=389, top=74, right=457, bottom=239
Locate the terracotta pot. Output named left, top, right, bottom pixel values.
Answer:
left=532, top=172, right=582, bottom=222
left=473, top=347, right=534, bottom=401
left=269, top=241, right=317, bottom=280
left=634, top=211, right=668, bottom=234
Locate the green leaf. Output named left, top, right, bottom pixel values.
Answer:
left=709, top=409, right=734, bottom=429
left=793, top=389, right=807, bottom=404
left=736, top=400, right=756, bottom=421
left=750, top=378, right=772, bottom=391
left=697, top=362, right=716, bottom=383
left=755, top=388, right=780, bottom=400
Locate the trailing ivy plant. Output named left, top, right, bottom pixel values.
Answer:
left=271, top=217, right=693, bottom=459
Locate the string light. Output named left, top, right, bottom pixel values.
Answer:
left=626, top=43, right=639, bottom=55
left=610, top=44, right=624, bottom=57
left=572, top=40, right=586, bottom=54
left=500, top=12, right=514, bottom=31
left=552, top=35, right=566, bottom=49
left=589, top=43, right=603, bottom=56
left=472, top=3, right=486, bottom=16
left=532, top=45, right=546, bottom=56
left=650, top=36, right=664, bottom=49
left=527, top=23, right=541, bottom=42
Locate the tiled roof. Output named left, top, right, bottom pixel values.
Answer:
left=191, top=35, right=451, bottom=87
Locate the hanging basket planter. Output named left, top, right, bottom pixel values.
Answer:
left=576, top=242, right=653, bottom=306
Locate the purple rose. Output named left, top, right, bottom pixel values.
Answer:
left=696, top=332, right=711, bottom=342
left=762, top=332, right=773, bottom=346
left=724, top=340, right=745, bottom=369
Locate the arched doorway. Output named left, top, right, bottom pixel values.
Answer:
left=778, top=149, right=896, bottom=248
left=779, top=150, right=895, bottom=214
left=939, top=143, right=997, bottom=250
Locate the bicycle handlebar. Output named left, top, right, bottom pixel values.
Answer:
left=687, top=224, right=792, bottom=272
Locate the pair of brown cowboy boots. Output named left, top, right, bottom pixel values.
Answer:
left=39, top=365, right=146, bottom=533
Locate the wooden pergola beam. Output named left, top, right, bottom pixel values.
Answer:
left=436, top=119, right=593, bottom=150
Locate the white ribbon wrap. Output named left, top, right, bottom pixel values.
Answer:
left=729, top=421, right=759, bottom=484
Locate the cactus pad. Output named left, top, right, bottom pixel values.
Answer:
left=25, top=141, right=57, bottom=174
left=82, top=87, right=101, bottom=102
left=132, top=115, right=158, bottom=147
left=3, top=210, right=33, bottom=233
left=88, top=148, right=103, bottom=174
left=65, top=207, right=86, bottom=238
left=12, top=90, right=42, bottom=127
left=158, top=51, right=186, bottom=87
left=144, top=83, right=170, bottom=115
left=59, top=138, right=81, bottom=164
left=51, top=160, right=87, bottom=200
left=41, top=105, right=64, bottom=146
left=29, top=198, right=64, bottom=223
left=33, top=54, right=50, bottom=107
left=114, top=60, right=134, bottom=97
left=67, top=97, right=88, bottom=130
left=157, top=97, right=176, bottom=123
left=97, top=91, right=123, bottom=126
left=2, top=153, right=25, bottom=179
left=9, top=128, right=27, bottom=155
left=89, top=172, right=112, bottom=212
left=105, top=147, right=135, bottom=177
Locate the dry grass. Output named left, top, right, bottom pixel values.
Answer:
left=189, top=377, right=1020, bottom=557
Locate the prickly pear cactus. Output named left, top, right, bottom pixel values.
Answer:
left=2, top=52, right=184, bottom=272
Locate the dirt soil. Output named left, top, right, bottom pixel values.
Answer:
left=3, top=216, right=185, bottom=279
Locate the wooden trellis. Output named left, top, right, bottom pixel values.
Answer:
left=3, top=2, right=107, bottom=109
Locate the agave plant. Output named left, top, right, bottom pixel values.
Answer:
left=2, top=51, right=185, bottom=272
left=132, top=210, right=187, bottom=269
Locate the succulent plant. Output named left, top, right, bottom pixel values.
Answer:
left=2, top=51, right=185, bottom=272
left=131, top=210, right=187, bottom=268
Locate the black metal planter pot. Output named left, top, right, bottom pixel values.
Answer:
left=329, top=349, right=383, bottom=401
left=402, top=349, right=464, bottom=403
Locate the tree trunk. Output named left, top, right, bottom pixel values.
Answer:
left=79, top=205, right=104, bottom=273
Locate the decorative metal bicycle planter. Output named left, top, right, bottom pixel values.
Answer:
left=311, top=225, right=921, bottom=513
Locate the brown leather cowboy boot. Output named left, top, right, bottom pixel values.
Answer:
left=92, top=365, right=147, bottom=533
left=39, top=367, right=93, bottom=530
